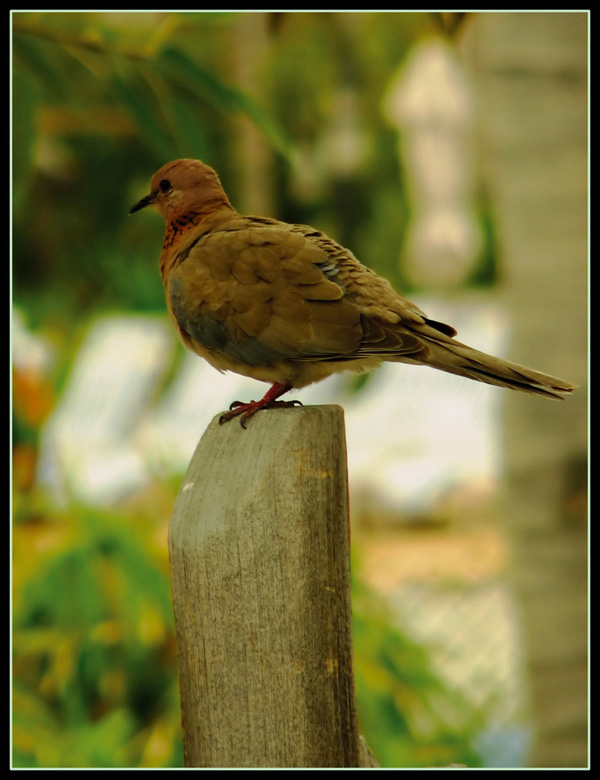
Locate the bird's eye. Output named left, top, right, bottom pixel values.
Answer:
left=159, top=179, right=172, bottom=193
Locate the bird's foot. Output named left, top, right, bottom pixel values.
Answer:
left=218, top=382, right=300, bottom=428
left=219, top=399, right=302, bottom=429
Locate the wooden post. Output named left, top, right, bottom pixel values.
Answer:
left=168, top=404, right=368, bottom=768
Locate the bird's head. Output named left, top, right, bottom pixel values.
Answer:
left=129, top=159, right=232, bottom=222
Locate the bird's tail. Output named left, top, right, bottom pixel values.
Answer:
left=414, top=339, right=576, bottom=399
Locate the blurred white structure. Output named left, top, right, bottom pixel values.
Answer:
left=12, top=308, right=55, bottom=373
left=35, top=314, right=174, bottom=505
left=383, top=37, right=483, bottom=289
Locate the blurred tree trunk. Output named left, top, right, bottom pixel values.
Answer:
left=230, top=12, right=276, bottom=216
left=463, top=12, right=588, bottom=767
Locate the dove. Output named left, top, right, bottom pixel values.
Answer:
left=130, top=159, right=575, bottom=427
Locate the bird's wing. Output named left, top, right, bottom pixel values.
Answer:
left=166, top=218, right=431, bottom=367
left=292, top=226, right=575, bottom=397
left=287, top=223, right=461, bottom=352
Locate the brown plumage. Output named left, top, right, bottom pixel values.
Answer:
left=130, top=158, right=575, bottom=426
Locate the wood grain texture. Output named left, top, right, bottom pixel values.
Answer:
left=168, top=405, right=362, bottom=767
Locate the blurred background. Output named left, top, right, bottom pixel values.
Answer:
left=11, top=11, right=588, bottom=769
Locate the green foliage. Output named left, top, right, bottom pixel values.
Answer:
left=12, top=495, right=182, bottom=768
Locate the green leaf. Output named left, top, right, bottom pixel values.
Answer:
left=109, top=62, right=178, bottom=161
left=12, top=33, right=71, bottom=102
left=160, top=95, right=209, bottom=168
left=158, top=46, right=293, bottom=161
left=11, top=66, right=38, bottom=209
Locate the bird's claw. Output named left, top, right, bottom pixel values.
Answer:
left=219, top=398, right=303, bottom=428
left=228, top=399, right=252, bottom=411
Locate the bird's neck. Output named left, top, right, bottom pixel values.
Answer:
left=160, top=203, right=235, bottom=279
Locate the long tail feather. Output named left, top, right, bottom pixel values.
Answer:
left=420, top=340, right=576, bottom=399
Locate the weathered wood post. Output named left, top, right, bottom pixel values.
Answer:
left=168, top=404, right=370, bottom=768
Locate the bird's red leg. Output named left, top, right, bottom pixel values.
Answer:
left=218, top=382, right=302, bottom=428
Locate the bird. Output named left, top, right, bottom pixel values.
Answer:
left=130, top=158, right=575, bottom=427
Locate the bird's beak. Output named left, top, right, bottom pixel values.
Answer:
left=129, top=192, right=157, bottom=214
